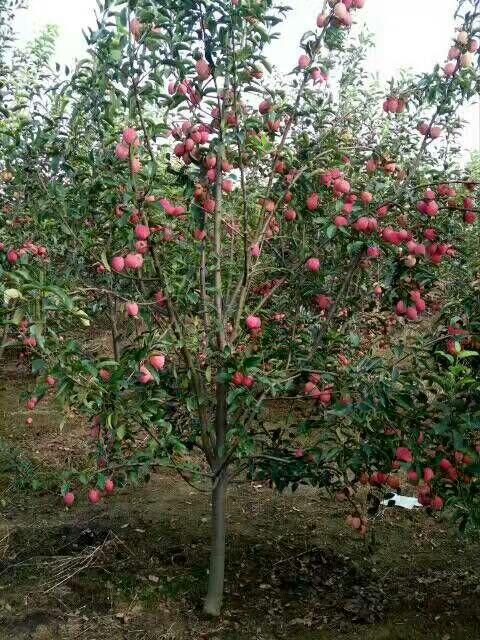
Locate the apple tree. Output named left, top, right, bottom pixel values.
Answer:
left=2, top=0, right=480, bottom=616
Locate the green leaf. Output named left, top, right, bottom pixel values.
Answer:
left=243, top=356, right=261, bottom=369
left=78, top=473, right=88, bottom=486
left=31, top=359, right=45, bottom=374
left=465, top=463, right=480, bottom=475
left=453, top=430, right=464, bottom=451
left=326, top=224, right=337, bottom=239
left=348, top=333, right=360, bottom=347
left=347, top=241, right=365, bottom=256
left=458, top=350, right=479, bottom=359
left=96, top=473, right=106, bottom=490
left=44, top=285, right=74, bottom=310
left=11, top=308, right=24, bottom=325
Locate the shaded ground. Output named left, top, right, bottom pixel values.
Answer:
left=0, top=371, right=479, bottom=639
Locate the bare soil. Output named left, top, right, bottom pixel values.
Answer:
left=0, top=369, right=479, bottom=640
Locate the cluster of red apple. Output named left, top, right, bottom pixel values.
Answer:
left=443, top=30, right=478, bottom=77
left=110, top=252, right=143, bottom=272
left=417, top=122, right=442, bottom=139
left=103, top=197, right=190, bottom=276
left=97, top=352, right=166, bottom=386
left=407, top=452, right=475, bottom=510
left=2, top=241, right=48, bottom=264
left=296, top=55, right=330, bottom=87
left=167, top=54, right=215, bottom=105
left=251, top=278, right=285, bottom=297
left=394, top=290, right=427, bottom=322
left=356, top=443, right=479, bottom=518
left=303, top=372, right=333, bottom=405
left=382, top=96, right=407, bottom=114
left=115, top=127, right=142, bottom=174
left=317, top=0, right=365, bottom=31
left=62, top=479, right=114, bottom=508
left=22, top=373, right=56, bottom=424
left=171, top=120, right=211, bottom=165
left=138, top=352, right=166, bottom=384
left=231, top=371, right=255, bottom=389
left=314, top=294, right=333, bottom=313
left=345, top=513, right=368, bottom=537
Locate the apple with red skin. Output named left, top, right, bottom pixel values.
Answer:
left=306, top=257, right=321, bottom=272
left=99, top=369, right=111, bottom=382
left=387, top=475, right=400, bottom=490
left=88, top=488, right=102, bottom=504
left=243, top=375, right=254, bottom=389
left=423, top=467, right=435, bottom=483
left=111, top=256, right=125, bottom=273
left=306, top=193, right=319, bottom=211
left=135, top=224, right=150, bottom=240
left=232, top=371, right=244, bottom=386
left=149, top=354, right=166, bottom=371
left=395, top=447, right=413, bottom=463
left=104, top=479, right=115, bottom=494
left=26, top=397, right=38, bottom=411
left=126, top=302, right=139, bottom=318
left=407, top=470, right=419, bottom=485
left=444, top=61, right=456, bottom=76
left=115, top=143, right=129, bottom=161
left=129, top=18, right=142, bottom=40
left=298, top=54, right=311, bottom=69
left=154, top=290, right=166, bottom=306
left=63, top=492, right=75, bottom=506
left=395, top=301, right=407, bottom=316
left=246, top=315, right=261, bottom=331
left=360, top=191, right=373, bottom=204
left=418, top=121, right=430, bottom=136
left=138, top=365, right=154, bottom=384
left=123, top=127, right=138, bottom=146
left=431, top=496, right=444, bottom=511
left=439, top=458, right=452, bottom=472
left=258, top=99, right=272, bottom=115
left=405, top=307, right=418, bottom=321
left=124, top=253, right=143, bottom=270
left=251, top=243, right=261, bottom=258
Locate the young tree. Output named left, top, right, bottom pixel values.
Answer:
left=2, top=0, right=480, bottom=616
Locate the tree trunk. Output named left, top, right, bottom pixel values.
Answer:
left=0, top=321, right=12, bottom=361
left=203, top=471, right=228, bottom=616
left=109, top=297, right=120, bottom=361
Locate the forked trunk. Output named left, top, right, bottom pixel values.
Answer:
left=203, top=471, right=228, bottom=616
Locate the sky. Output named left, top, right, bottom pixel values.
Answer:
left=13, top=0, right=480, bottom=156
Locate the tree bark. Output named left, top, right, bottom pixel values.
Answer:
left=109, top=298, right=120, bottom=362
left=203, top=471, right=228, bottom=616
left=0, top=324, right=9, bottom=361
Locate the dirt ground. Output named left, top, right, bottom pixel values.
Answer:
left=0, top=370, right=479, bottom=640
